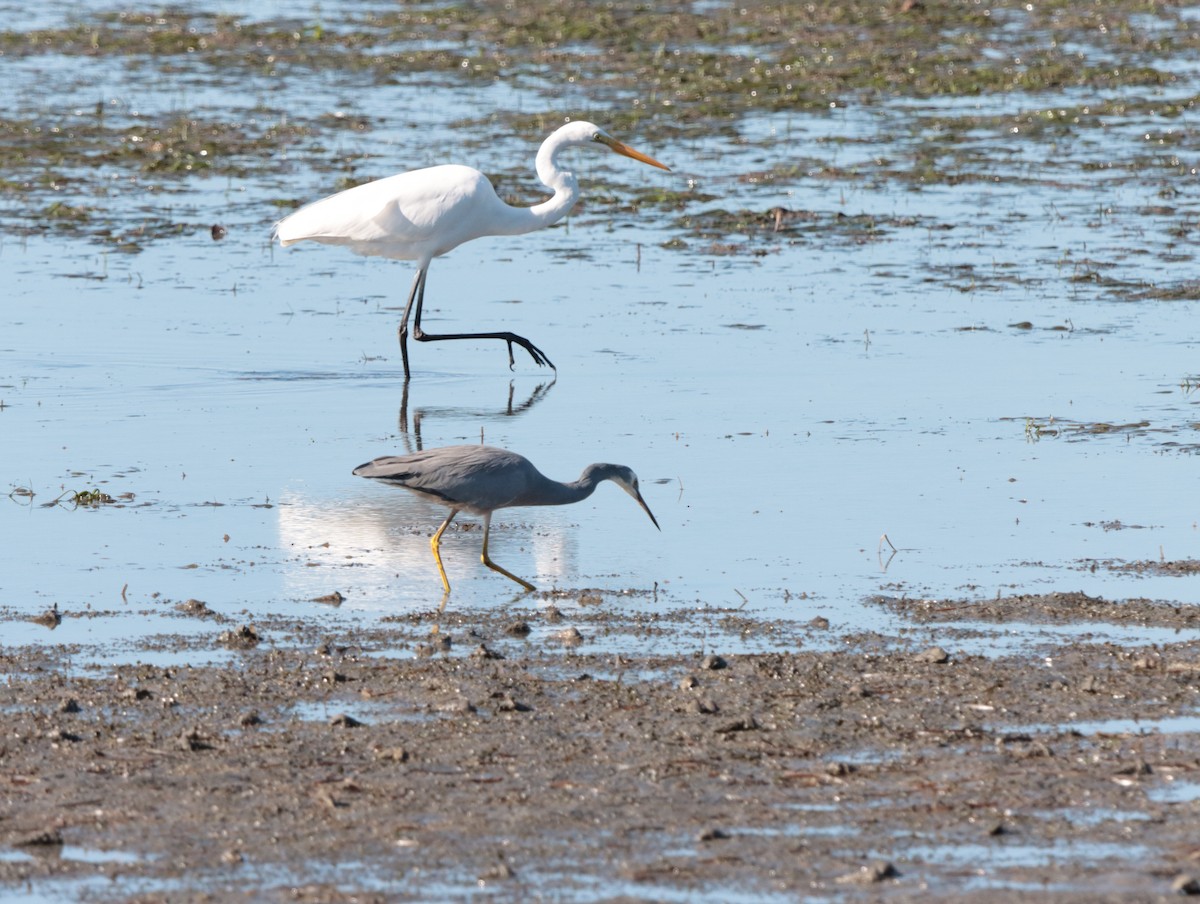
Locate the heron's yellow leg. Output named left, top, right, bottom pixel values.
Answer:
left=430, top=511, right=456, bottom=595
left=480, top=513, right=536, bottom=592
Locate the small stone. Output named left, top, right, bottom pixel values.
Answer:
left=43, top=728, right=81, bottom=744
left=478, top=862, right=515, bottom=881
left=493, top=693, right=531, bottom=713
left=309, top=591, right=344, bottom=606
left=826, top=761, right=855, bottom=777
left=986, top=822, right=1008, bottom=837
left=329, top=714, right=364, bottom=728
left=700, top=654, right=727, bottom=671
left=15, top=830, right=63, bottom=848
left=176, top=599, right=218, bottom=619
left=715, top=715, right=759, bottom=734
left=914, top=645, right=950, bottom=664
left=505, top=620, right=532, bottom=637
left=178, top=728, right=210, bottom=751
left=58, top=698, right=80, bottom=714
left=697, top=827, right=730, bottom=842
left=31, top=605, right=61, bottom=630
left=238, top=712, right=263, bottom=728
left=555, top=627, right=584, bottom=646
left=1116, top=760, right=1153, bottom=776
left=836, top=860, right=899, bottom=885
left=218, top=624, right=260, bottom=648
left=1172, top=874, right=1200, bottom=895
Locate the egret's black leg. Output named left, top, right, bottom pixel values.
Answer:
left=411, top=273, right=556, bottom=372
left=396, top=268, right=428, bottom=380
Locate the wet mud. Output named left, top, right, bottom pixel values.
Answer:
left=4, top=609, right=1200, bottom=902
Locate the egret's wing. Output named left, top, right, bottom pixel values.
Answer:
left=273, top=165, right=494, bottom=260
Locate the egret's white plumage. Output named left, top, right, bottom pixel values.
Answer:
left=273, top=121, right=669, bottom=377
left=353, top=444, right=660, bottom=593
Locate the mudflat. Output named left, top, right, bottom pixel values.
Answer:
left=3, top=598, right=1199, bottom=901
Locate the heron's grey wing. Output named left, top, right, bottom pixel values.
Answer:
left=353, top=446, right=532, bottom=513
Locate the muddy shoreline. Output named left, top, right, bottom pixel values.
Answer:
left=4, top=601, right=1200, bottom=901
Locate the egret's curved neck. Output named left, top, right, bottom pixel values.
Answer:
left=494, top=141, right=581, bottom=237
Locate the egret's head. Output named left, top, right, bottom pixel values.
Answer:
left=592, top=129, right=672, bottom=172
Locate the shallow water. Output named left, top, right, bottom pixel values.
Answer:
left=4, top=1, right=1200, bottom=668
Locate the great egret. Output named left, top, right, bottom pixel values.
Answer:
left=352, top=444, right=660, bottom=593
left=274, top=121, right=670, bottom=378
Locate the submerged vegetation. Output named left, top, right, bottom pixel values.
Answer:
left=0, top=0, right=1198, bottom=302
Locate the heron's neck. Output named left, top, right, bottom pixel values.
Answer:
left=518, top=471, right=599, bottom=507
left=494, top=144, right=581, bottom=236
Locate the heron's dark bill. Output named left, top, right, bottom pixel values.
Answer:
left=635, top=489, right=661, bottom=531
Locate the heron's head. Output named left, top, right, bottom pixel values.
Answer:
left=601, top=465, right=661, bottom=531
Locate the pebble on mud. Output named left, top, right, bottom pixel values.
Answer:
left=914, top=646, right=950, bottom=664
left=493, top=693, right=531, bottom=712
left=178, top=728, right=212, bottom=752
left=417, top=634, right=453, bottom=657
left=715, top=715, right=759, bottom=734
left=1173, top=874, right=1200, bottom=895
left=478, top=861, right=516, bottom=881
left=555, top=627, right=584, bottom=646
left=176, top=599, right=217, bottom=619
left=30, top=604, right=61, bottom=630
left=15, top=830, right=63, bottom=848
left=309, top=591, right=345, bottom=606
left=218, top=624, right=260, bottom=648
left=836, top=860, right=899, bottom=885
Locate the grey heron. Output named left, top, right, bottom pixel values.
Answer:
left=352, top=444, right=660, bottom=593
left=273, top=121, right=670, bottom=378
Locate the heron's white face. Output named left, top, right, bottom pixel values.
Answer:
left=610, top=469, right=660, bottom=530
